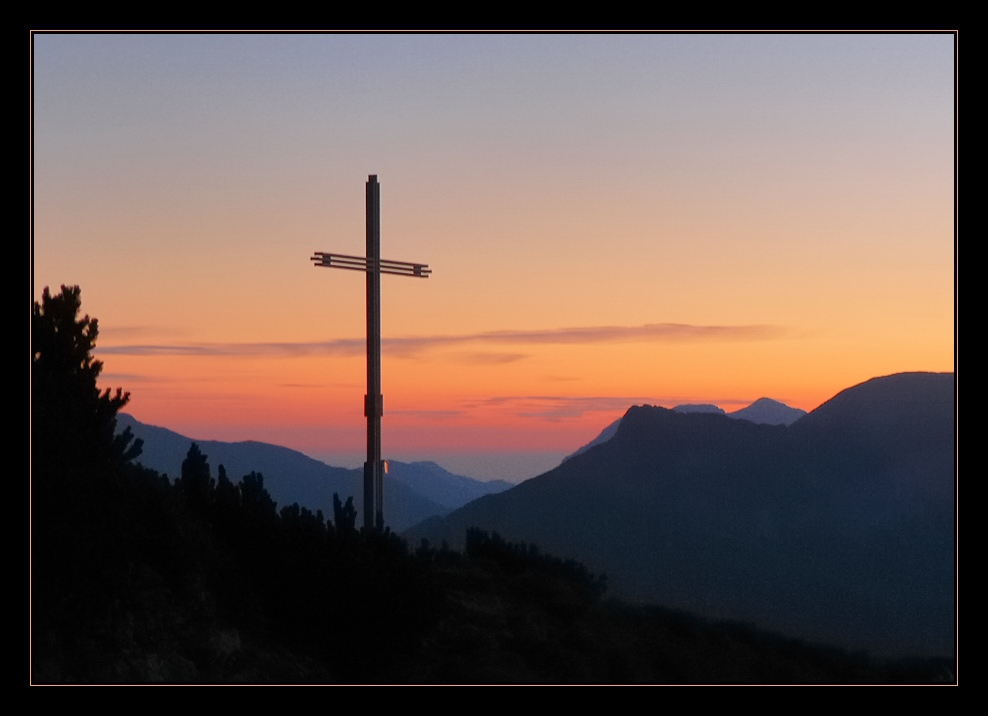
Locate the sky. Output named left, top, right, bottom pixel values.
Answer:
left=32, top=33, right=956, bottom=481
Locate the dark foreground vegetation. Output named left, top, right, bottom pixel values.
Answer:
left=31, top=286, right=952, bottom=683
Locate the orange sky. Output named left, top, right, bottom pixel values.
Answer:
left=33, top=34, right=956, bottom=480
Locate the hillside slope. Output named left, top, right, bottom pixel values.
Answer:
left=407, top=373, right=955, bottom=657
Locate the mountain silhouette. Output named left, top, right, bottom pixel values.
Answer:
left=674, top=403, right=726, bottom=415
left=117, top=415, right=508, bottom=532
left=386, top=460, right=512, bottom=510
left=563, top=397, right=806, bottom=463
left=406, top=373, right=955, bottom=658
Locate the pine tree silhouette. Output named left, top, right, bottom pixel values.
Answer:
left=32, top=285, right=142, bottom=488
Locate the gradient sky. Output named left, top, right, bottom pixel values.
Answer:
left=32, top=33, right=956, bottom=480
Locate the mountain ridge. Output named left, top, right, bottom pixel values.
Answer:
left=406, top=372, right=955, bottom=658
left=564, top=396, right=807, bottom=463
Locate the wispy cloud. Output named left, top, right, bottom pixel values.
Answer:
left=387, top=409, right=467, bottom=420
left=99, top=372, right=157, bottom=384
left=463, top=324, right=784, bottom=345
left=461, top=393, right=788, bottom=421
left=96, top=322, right=787, bottom=358
left=463, top=395, right=666, bottom=421
left=446, top=351, right=531, bottom=365
left=96, top=339, right=364, bottom=358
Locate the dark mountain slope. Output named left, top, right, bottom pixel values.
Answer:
left=791, top=372, right=954, bottom=495
left=407, top=373, right=955, bottom=658
left=563, top=397, right=805, bottom=463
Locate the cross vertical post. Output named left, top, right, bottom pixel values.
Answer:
left=365, top=175, right=383, bottom=531
left=311, top=175, right=431, bottom=531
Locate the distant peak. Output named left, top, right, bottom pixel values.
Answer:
left=729, top=398, right=806, bottom=426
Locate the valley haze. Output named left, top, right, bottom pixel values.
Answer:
left=121, top=395, right=806, bottom=485
left=117, top=394, right=806, bottom=528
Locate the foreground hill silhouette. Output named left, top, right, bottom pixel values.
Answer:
left=407, top=373, right=955, bottom=658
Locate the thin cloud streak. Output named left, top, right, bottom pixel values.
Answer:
left=446, top=351, right=531, bottom=365
left=97, top=322, right=787, bottom=358
left=470, top=324, right=785, bottom=344
left=388, top=409, right=467, bottom=420
left=462, top=393, right=811, bottom=421
left=463, top=395, right=667, bottom=421
left=99, top=372, right=156, bottom=384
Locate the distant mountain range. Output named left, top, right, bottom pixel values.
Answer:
left=406, top=373, right=955, bottom=658
left=116, top=415, right=512, bottom=532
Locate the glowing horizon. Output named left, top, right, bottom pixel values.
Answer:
left=33, top=33, right=956, bottom=479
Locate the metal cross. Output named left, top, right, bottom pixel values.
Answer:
left=311, top=175, right=431, bottom=530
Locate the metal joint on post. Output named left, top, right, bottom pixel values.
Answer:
left=363, top=394, right=383, bottom=417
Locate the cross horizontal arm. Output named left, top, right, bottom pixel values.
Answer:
left=311, top=251, right=431, bottom=278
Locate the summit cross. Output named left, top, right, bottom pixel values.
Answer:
left=311, top=175, right=431, bottom=530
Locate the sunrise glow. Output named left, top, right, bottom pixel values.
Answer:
left=33, top=33, right=955, bottom=479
